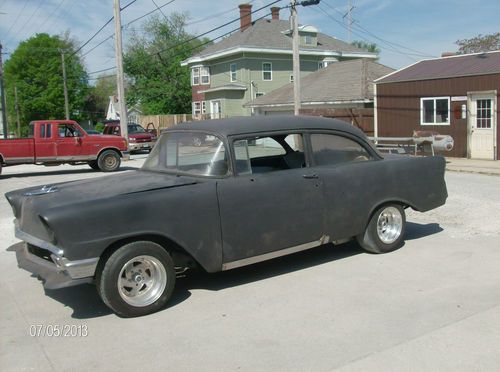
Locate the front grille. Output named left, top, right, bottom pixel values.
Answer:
left=27, top=244, right=53, bottom=263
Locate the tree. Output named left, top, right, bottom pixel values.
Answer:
left=456, top=33, right=500, bottom=54
left=87, top=74, right=116, bottom=120
left=351, top=40, right=380, bottom=59
left=3, top=33, right=89, bottom=135
left=124, top=13, right=209, bottom=115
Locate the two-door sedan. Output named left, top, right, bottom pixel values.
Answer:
left=5, top=116, right=447, bottom=317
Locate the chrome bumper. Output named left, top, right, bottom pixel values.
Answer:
left=14, top=225, right=98, bottom=288
left=129, top=141, right=154, bottom=151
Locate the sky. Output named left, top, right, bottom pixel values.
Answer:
left=0, top=0, right=499, bottom=79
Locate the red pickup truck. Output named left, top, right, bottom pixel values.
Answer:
left=0, top=120, right=128, bottom=174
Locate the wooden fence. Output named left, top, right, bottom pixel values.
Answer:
left=299, top=108, right=375, bottom=136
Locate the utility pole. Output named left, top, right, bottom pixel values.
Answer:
left=0, top=42, right=8, bottom=139
left=113, top=0, right=128, bottom=147
left=14, top=86, right=20, bottom=137
left=60, top=51, right=70, bottom=120
left=291, top=0, right=301, bottom=116
left=344, top=0, right=354, bottom=43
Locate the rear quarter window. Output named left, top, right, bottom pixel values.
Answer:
left=310, top=133, right=372, bottom=166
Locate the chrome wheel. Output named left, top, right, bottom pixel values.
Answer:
left=118, top=255, right=167, bottom=307
left=103, top=154, right=118, bottom=169
left=376, top=206, right=403, bottom=244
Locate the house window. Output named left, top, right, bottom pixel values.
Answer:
left=305, top=35, right=313, bottom=45
left=476, top=99, right=492, bottom=128
left=200, top=66, right=210, bottom=85
left=191, top=67, right=200, bottom=85
left=256, top=92, right=264, bottom=98
left=193, top=101, right=201, bottom=116
left=290, top=75, right=294, bottom=83
left=201, top=101, right=207, bottom=115
left=262, top=62, right=272, bottom=81
left=420, top=97, right=450, bottom=125
left=230, top=63, right=237, bottom=82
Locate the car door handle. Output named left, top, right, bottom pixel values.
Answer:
left=302, top=174, right=319, bottom=179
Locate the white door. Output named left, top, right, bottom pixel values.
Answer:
left=211, top=100, right=221, bottom=119
left=469, top=95, right=496, bottom=159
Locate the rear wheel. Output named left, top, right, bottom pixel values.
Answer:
left=96, top=241, right=176, bottom=317
left=97, top=150, right=121, bottom=172
left=357, top=204, right=406, bottom=254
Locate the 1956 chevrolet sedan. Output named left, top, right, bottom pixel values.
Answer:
left=6, top=116, right=447, bottom=317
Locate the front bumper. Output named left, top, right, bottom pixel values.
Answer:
left=129, top=141, right=155, bottom=151
left=14, top=225, right=98, bottom=289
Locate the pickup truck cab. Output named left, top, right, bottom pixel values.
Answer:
left=103, top=121, right=156, bottom=153
left=0, top=120, right=128, bottom=174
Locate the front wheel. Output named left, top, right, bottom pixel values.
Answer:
left=356, top=204, right=406, bottom=254
left=96, top=241, right=176, bottom=317
left=97, top=150, right=121, bottom=172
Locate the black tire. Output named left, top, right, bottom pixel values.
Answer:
left=356, top=204, right=406, bottom=254
left=96, top=241, right=176, bottom=317
left=97, top=150, right=121, bottom=172
left=88, top=160, right=99, bottom=170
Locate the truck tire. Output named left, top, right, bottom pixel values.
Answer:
left=97, top=150, right=121, bottom=172
left=96, top=241, right=176, bottom=317
left=356, top=204, right=406, bottom=254
left=88, top=160, right=99, bottom=170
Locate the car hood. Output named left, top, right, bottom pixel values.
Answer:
left=130, top=133, right=154, bottom=140
left=5, top=170, right=198, bottom=221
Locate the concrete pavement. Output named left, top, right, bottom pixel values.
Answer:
left=446, top=157, right=500, bottom=176
left=1, top=157, right=499, bottom=371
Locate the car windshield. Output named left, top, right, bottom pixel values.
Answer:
left=128, top=124, right=146, bottom=134
left=142, top=131, right=228, bottom=177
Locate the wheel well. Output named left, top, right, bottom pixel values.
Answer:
left=364, top=200, right=412, bottom=229
left=96, top=234, right=200, bottom=275
left=98, top=147, right=122, bottom=159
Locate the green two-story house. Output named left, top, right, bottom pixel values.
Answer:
left=181, top=4, right=377, bottom=118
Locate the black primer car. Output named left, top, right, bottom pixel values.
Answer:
left=6, top=116, right=447, bottom=317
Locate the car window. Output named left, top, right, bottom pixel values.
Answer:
left=233, top=134, right=305, bottom=175
left=128, top=124, right=146, bottom=134
left=58, top=124, right=82, bottom=138
left=143, top=132, right=228, bottom=177
left=310, top=133, right=372, bottom=166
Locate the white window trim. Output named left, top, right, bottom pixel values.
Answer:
left=191, top=67, right=200, bottom=86
left=201, top=101, right=206, bottom=114
left=420, top=97, right=451, bottom=126
left=200, top=66, right=210, bottom=85
left=193, top=101, right=202, bottom=116
left=230, top=63, right=237, bottom=82
left=262, top=62, right=272, bottom=81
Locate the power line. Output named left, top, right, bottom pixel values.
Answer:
left=18, top=0, right=48, bottom=41
left=79, top=0, right=176, bottom=59
left=322, top=0, right=435, bottom=59
left=156, top=0, right=283, bottom=56
left=70, top=0, right=138, bottom=57
left=3, top=0, right=29, bottom=43
left=88, top=66, right=116, bottom=75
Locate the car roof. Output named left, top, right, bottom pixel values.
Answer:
left=165, top=115, right=366, bottom=138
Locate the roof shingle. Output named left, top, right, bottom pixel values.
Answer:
left=376, top=51, right=500, bottom=84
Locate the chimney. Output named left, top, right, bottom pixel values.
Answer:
left=239, top=4, right=252, bottom=32
left=441, top=52, right=456, bottom=58
left=271, top=6, right=280, bottom=20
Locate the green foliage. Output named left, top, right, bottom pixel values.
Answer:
left=86, top=74, right=116, bottom=120
left=456, top=33, right=500, bottom=54
left=351, top=40, right=380, bottom=59
left=124, top=13, right=208, bottom=115
left=3, top=33, right=90, bottom=135
left=95, top=122, right=105, bottom=133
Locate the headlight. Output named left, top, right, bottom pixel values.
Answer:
left=129, top=137, right=136, bottom=142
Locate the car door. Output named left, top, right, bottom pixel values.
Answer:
left=56, top=123, right=84, bottom=160
left=217, top=133, right=326, bottom=268
left=308, top=131, right=379, bottom=240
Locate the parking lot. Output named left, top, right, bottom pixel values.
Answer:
left=1, top=157, right=499, bottom=371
